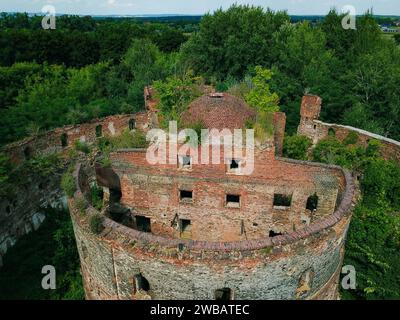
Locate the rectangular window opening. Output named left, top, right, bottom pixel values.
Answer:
left=179, top=219, right=192, bottom=239
left=226, top=194, right=240, bottom=208
left=180, top=190, right=193, bottom=202
left=135, top=216, right=151, bottom=233
left=178, top=155, right=192, bottom=169
left=273, top=194, right=292, bottom=208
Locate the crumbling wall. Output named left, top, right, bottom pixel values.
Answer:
left=0, top=112, right=153, bottom=268
left=273, top=112, right=286, bottom=157
left=109, top=145, right=342, bottom=241
left=297, top=95, right=400, bottom=162
left=69, top=162, right=356, bottom=300
left=2, top=113, right=149, bottom=165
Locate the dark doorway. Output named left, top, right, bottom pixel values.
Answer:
left=215, top=288, right=232, bottom=300
left=134, top=273, right=150, bottom=292
left=179, top=219, right=192, bottom=239
left=135, top=216, right=151, bottom=233
left=306, top=194, right=319, bottom=211
left=61, top=133, right=68, bottom=147
left=23, top=146, right=33, bottom=160
left=129, top=119, right=136, bottom=130
left=109, top=188, right=122, bottom=204
left=95, top=125, right=103, bottom=137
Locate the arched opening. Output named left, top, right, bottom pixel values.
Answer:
left=306, top=194, right=319, bottom=211
left=23, top=146, right=33, bottom=160
left=129, top=119, right=136, bottom=130
left=95, top=125, right=103, bottom=138
left=134, top=273, right=150, bottom=292
left=328, top=128, right=336, bottom=137
left=61, top=133, right=68, bottom=147
left=215, top=288, right=232, bottom=300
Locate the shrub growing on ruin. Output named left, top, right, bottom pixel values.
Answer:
left=283, top=135, right=312, bottom=160
left=90, top=184, right=104, bottom=211
left=97, top=129, right=148, bottom=153
left=74, top=196, right=87, bottom=215
left=245, top=66, right=280, bottom=113
left=74, top=140, right=90, bottom=154
left=61, top=169, right=76, bottom=198
left=343, top=131, right=359, bottom=145
left=254, top=111, right=274, bottom=141
left=152, top=71, right=204, bottom=127
left=89, top=214, right=104, bottom=235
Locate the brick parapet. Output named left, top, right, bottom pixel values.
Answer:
left=72, top=160, right=356, bottom=255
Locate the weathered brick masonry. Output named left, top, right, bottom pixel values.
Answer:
left=65, top=92, right=365, bottom=300
left=110, top=145, right=342, bottom=241
left=70, top=160, right=356, bottom=300
left=4, top=89, right=392, bottom=300
left=298, top=95, right=400, bottom=161
left=3, top=113, right=149, bottom=165
left=0, top=113, right=150, bottom=266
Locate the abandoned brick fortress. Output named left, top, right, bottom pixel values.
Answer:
left=2, top=88, right=400, bottom=300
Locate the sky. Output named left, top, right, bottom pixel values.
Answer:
left=0, top=0, right=399, bottom=16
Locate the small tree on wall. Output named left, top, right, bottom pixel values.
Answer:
left=245, top=66, right=280, bottom=113
left=245, top=66, right=280, bottom=141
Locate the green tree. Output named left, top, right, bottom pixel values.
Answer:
left=181, top=5, right=289, bottom=79
left=245, top=66, right=280, bottom=113
left=283, top=135, right=312, bottom=160
left=152, top=71, right=203, bottom=126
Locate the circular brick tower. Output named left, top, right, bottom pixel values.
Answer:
left=68, top=94, right=357, bottom=300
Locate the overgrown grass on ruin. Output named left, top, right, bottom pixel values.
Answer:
left=89, top=214, right=104, bottom=235
left=61, top=166, right=76, bottom=198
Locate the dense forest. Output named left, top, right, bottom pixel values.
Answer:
left=1, top=6, right=400, bottom=300
left=1, top=8, right=400, bottom=146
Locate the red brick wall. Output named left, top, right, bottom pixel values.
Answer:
left=300, top=95, right=322, bottom=119
left=109, top=144, right=342, bottom=242
left=273, top=112, right=286, bottom=156
left=70, top=162, right=356, bottom=300
left=2, top=113, right=151, bottom=164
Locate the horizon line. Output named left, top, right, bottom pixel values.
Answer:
left=2, top=11, right=400, bottom=18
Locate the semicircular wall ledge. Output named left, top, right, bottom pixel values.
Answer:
left=69, top=159, right=358, bottom=300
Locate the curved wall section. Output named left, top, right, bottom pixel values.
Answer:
left=70, top=162, right=356, bottom=300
